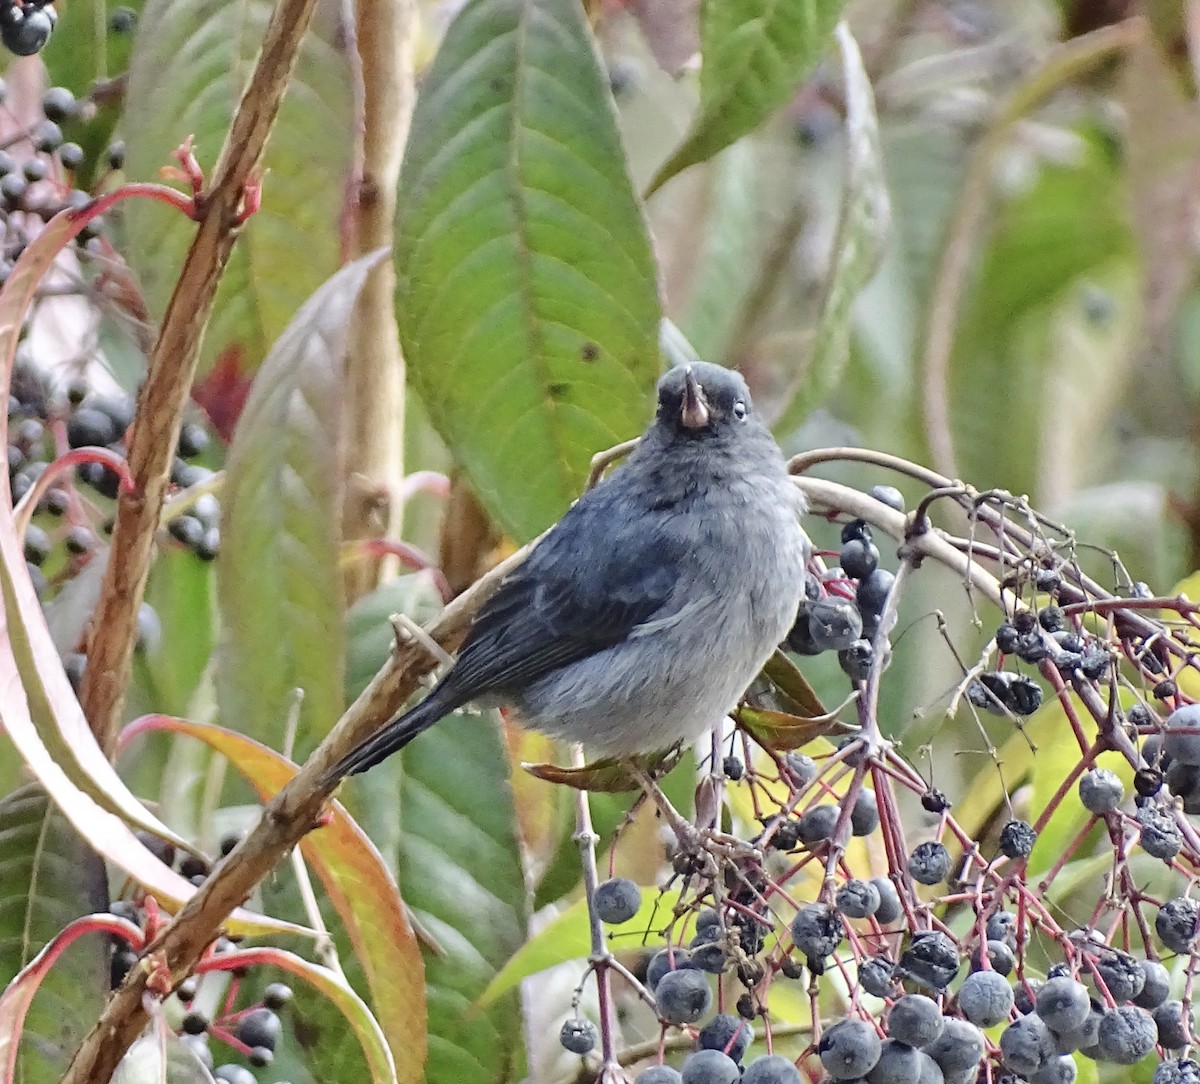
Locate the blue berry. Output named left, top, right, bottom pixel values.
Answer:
left=647, top=947, right=694, bottom=989
left=681, top=1049, right=739, bottom=1084
left=851, top=789, right=879, bottom=835
left=1153, top=1001, right=1189, bottom=1050
left=872, top=878, right=903, bottom=924
left=1133, top=960, right=1171, bottom=1009
left=999, top=1014, right=1055, bottom=1077
left=593, top=877, right=641, bottom=925
left=696, top=1014, right=752, bottom=1063
left=926, top=1017, right=984, bottom=1076
left=655, top=968, right=711, bottom=1025
left=1030, top=1054, right=1078, bottom=1084
left=790, top=903, right=844, bottom=961
left=900, top=932, right=960, bottom=991
left=798, top=804, right=839, bottom=844
left=867, top=1038, right=922, bottom=1084
left=908, top=842, right=951, bottom=885
left=1091, top=952, right=1144, bottom=1002
left=742, top=1053, right=801, bottom=1083
left=635, top=1067, right=683, bottom=1084
left=1096, top=1005, right=1156, bottom=1064
left=1036, top=978, right=1090, bottom=1033
left=819, top=1017, right=882, bottom=1079
left=886, top=995, right=944, bottom=1048
left=836, top=879, right=881, bottom=919
left=1165, top=703, right=1200, bottom=765
left=1156, top=898, right=1199, bottom=954
left=560, top=1017, right=597, bottom=1054
left=1079, top=768, right=1124, bottom=814
left=958, top=969, right=1013, bottom=1028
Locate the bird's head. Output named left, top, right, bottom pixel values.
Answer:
left=654, top=362, right=756, bottom=439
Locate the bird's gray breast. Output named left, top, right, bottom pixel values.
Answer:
left=513, top=472, right=808, bottom=754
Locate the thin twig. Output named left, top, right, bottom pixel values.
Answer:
left=80, top=0, right=328, bottom=755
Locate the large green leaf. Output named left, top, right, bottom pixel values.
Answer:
left=120, top=0, right=354, bottom=379
left=772, top=23, right=890, bottom=434
left=217, top=254, right=383, bottom=758
left=0, top=786, right=107, bottom=1084
left=394, top=717, right=529, bottom=1084
left=950, top=139, right=1134, bottom=499
left=395, top=0, right=662, bottom=542
left=646, top=0, right=846, bottom=195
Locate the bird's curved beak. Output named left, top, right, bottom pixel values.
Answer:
left=680, top=368, right=710, bottom=429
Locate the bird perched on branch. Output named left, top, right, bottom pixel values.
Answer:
left=327, top=362, right=809, bottom=781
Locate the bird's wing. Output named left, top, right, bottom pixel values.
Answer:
left=438, top=497, right=683, bottom=702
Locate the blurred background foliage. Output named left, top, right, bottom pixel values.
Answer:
left=3, top=0, right=1200, bottom=1082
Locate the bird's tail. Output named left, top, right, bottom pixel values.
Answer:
left=325, top=692, right=449, bottom=783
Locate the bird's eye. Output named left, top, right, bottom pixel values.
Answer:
left=732, top=400, right=748, bottom=420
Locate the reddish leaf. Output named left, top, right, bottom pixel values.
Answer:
left=122, top=716, right=426, bottom=1084
left=0, top=913, right=142, bottom=1083
left=192, top=345, right=251, bottom=443
left=197, top=946, right=396, bottom=1084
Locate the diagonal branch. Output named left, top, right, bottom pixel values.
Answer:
left=61, top=541, right=526, bottom=1084
left=79, top=0, right=325, bottom=755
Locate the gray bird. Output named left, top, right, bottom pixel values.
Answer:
left=328, top=362, right=809, bottom=780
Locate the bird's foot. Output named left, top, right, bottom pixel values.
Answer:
left=623, top=760, right=760, bottom=866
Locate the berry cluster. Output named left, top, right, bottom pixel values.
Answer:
left=785, top=483, right=903, bottom=680
left=108, top=892, right=295, bottom=1082
left=0, top=77, right=133, bottom=282
left=559, top=481, right=1200, bottom=1083
left=9, top=363, right=218, bottom=689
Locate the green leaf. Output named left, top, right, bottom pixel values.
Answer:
left=479, top=886, right=681, bottom=1008
left=646, top=0, right=846, bottom=195
left=677, top=141, right=765, bottom=361
left=772, top=23, right=891, bottom=433
left=120, top=0, right=354, bottom=379
left=42, top=0, right=141, bottom=93
left=950, top=139, right=1133, bottom=498
left=217, top=254, right=384, bottom=759
left=396, top=0, right=662, bottom=542
left=122, top=715, right=428, bottom=1084
left=394, top=716, right=529, bottom=1084
left=0, top=786, right=107, bottom=1084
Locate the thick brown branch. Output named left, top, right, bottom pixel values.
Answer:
left=61, top=542, right=523, bottom=1084
left=79, top=0, right=324, bottom=754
